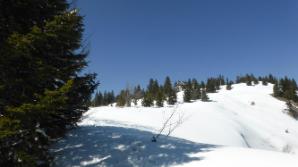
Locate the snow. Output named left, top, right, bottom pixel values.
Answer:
left=51, top=83, right=298, bottom=166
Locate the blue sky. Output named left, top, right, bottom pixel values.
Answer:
left=76, top=0, right=298, bottom=93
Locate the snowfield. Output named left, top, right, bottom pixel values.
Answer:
left=51, top=83, right=298, bottom=166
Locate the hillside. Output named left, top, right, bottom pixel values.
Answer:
left=51, top=83, right=298, bottom=166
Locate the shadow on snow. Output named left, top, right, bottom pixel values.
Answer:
left=51, top=126, right=216, bottom=167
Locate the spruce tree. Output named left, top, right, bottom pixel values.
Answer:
left=273, top=83, right=281, bottom=97
left=142, top=91, right=154, bottom=107
left=183, top=80, right=192, bottom=102
left=156, top=89, right=164, bottom=107
left=167, top=89, right=177, bottom=105
left=200, top=81, right=206, bottom=89
left=0, top=1, right=97, bottom=165
left=191, top=79, right=201, bottom=100
left=246, top=80, right=252, bottom=86
left=92, top=91, right=103, bottom=106
left=201, top=90, right=209, bottom=102
left=164, top=76, right=172, bottom=96
left=226, top=82, right=232, bottom=90
left=206, top=78, right=216, bottom=93
left=116, top=90, right=126, bottom=107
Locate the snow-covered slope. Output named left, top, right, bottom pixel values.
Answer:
left=51, top=83, right=298, bottom=166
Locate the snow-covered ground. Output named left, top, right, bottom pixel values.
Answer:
left=51, top=83, right=298, bottom=166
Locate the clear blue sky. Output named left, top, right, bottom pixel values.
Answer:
left=76, top=0, right=298, bottom=93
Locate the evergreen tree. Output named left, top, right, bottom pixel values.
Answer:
left=142, top=91, right=154, bottom=107
left=116, top=90, right=126, bottom=107
left=0, top=1, right=97, bottom=165
left=273, top=83, right=281, bottom=97
left=191, top=78, right=201, bottom=100
left=226, top=82, right=232, bottom=90
left=147, top=79, right=159, bottom=99
left=164, top=76, right=172, bottom=97
left=201, top=90, right=209, bottom=102
left=92, top=91, right=103, bottom=106
left=132, top=85, right=144, bottom=106
left=200, top=81, right=206, bottom=89
left=183, top=80, right=192, bottom=102
left=287, top=101, right=298, bottom=119
left=133, top=85, right=144, bottom=99
left=103, top=91, right=108, bottom=105
left=156, top=89, right=164, bottom=107
left=253, top=79, right=259, bottom=85
left=206, top=78, right=216, bottom=93
left=167, top=88, right=177, bottom=105
left=163, top=76, right=177, bottom=105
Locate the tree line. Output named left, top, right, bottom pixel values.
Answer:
left=91, top=91, right=115, bottom=107
left=273, top=76, right=298, bottom=102
left=93, top=74, right=298, bottom=109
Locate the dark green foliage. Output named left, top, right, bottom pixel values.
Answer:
left=92, top=91, right=103, bottom=106
left=273, top=83, right=282, bottom=97
left=163, top=77, right=177, bottom=105
left=226, top=81, right=232, bottom=90
left=163, top=76, right=172, bottom=97
left=92, top=90, right=115, bottom=107
left=205, top=75, right=225, bottom=93
left=132, top=85, right=144, bottom=105
left=103, top=91, right=115, bottom=106
left=287, top=101, right=298, bottom=119
left=236, top=74, right=277, bottom=86
left=147, top=79, right=159, bottom=99
left=206, top=78, right=217, bottom=93
left=276, top=77, right=298, bottom=101
left=0, top=1, right=97, bottom=165
left=200, top=81, right=206, bottom=89
left=236, top=74, right=258, bottom=85
left=167, top=89, right=177, bottom=105
left=142, top=91, right=154, bottom=107
left=201, top=90, right=209, bottom=102
left=183, top=80, right=192, bottom=102
left=116, top=90, right=127, bottom=107
left=247, top=80, right=252, bottom=86
left=156, top=89, right=165, bottom=107
left=191, top=79, right=201, bottom=100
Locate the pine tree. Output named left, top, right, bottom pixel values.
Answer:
left=0, top=1, right=98, bottom=165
